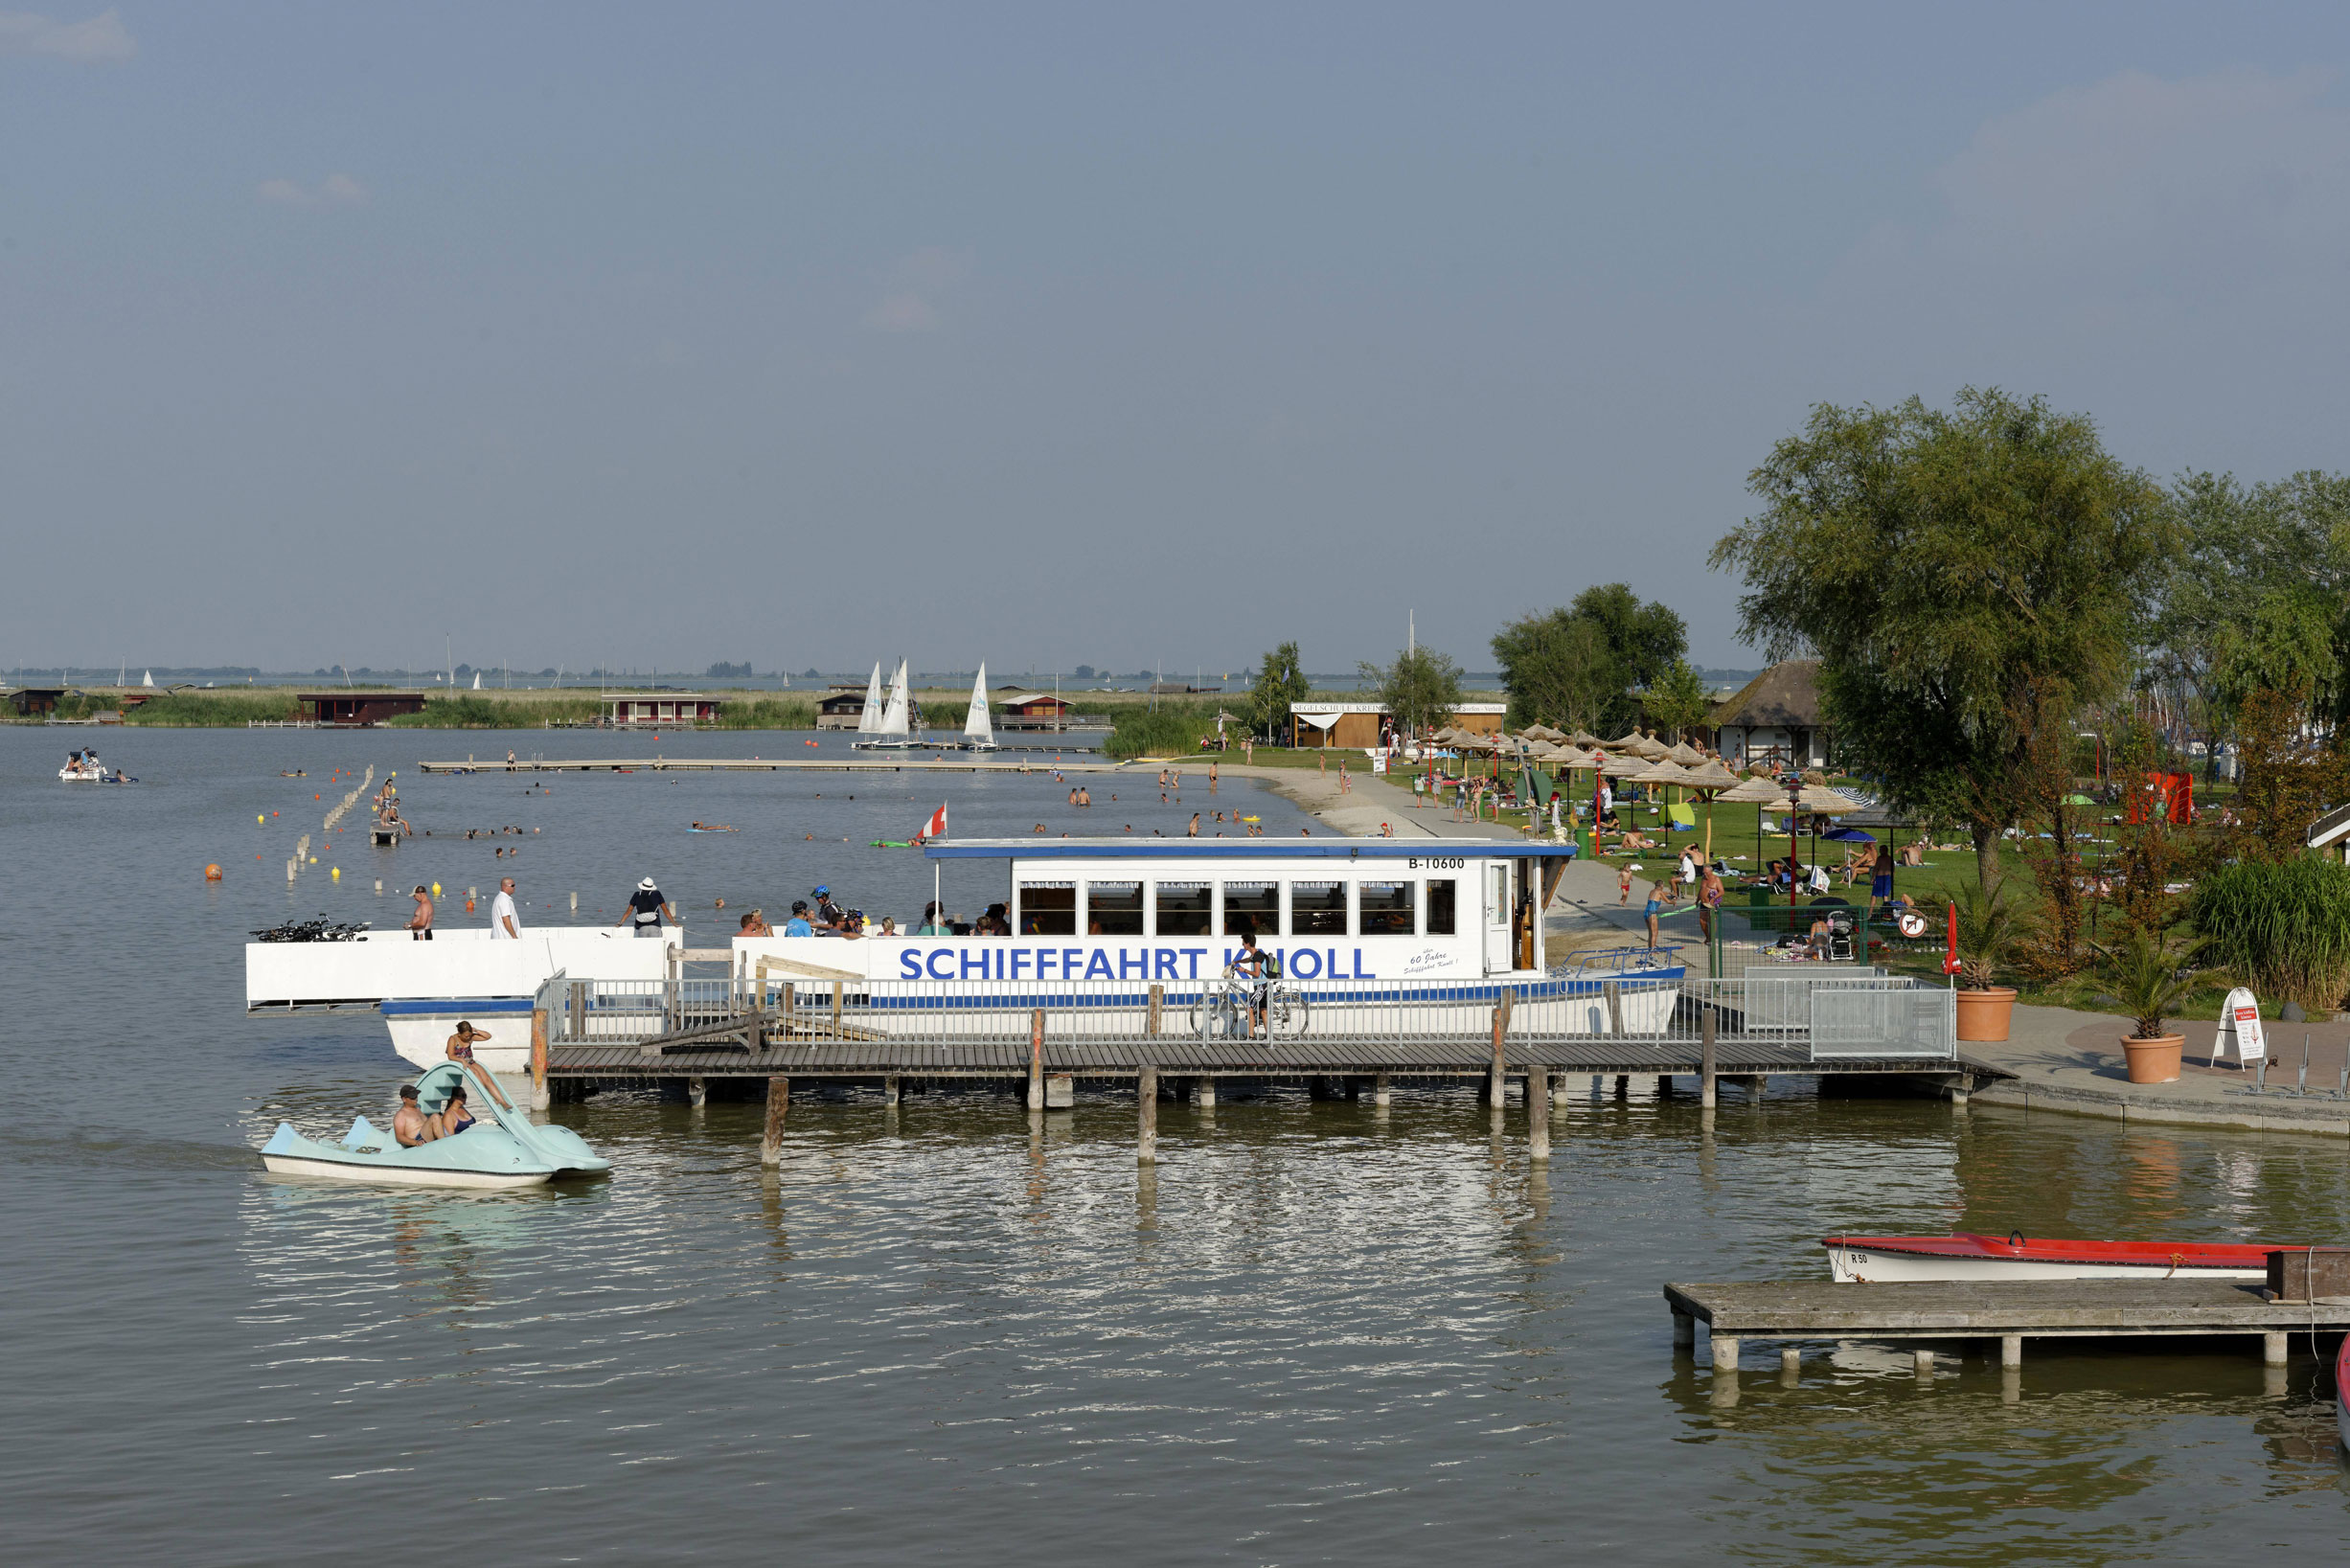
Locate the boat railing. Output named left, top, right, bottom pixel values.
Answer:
left=532, top=970, right=1955, bottom=1058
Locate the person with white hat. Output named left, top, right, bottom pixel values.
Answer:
left=616, top=875, right=674, bottom=937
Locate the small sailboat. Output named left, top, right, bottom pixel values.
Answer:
left=258, top=1062, right=608, bottom=1188
left=855, top=662, right=885, bottom=739
left=852, top=660, right=922, bottom=750
left=961, top=663, right=998, bottom=751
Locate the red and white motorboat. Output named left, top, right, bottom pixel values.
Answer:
left=1823, top=1232, right=2288, bottom=1284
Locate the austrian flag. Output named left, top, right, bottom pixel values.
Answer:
left=917, top=803, right=947, bottom=841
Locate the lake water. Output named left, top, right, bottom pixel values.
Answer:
left=6, top=726, right=2349, bottom=1565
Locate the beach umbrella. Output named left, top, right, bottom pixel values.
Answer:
left=1569, top=728, right=1603, bottom=747
left=1666, top=740, right=1707, bottom=767
left=1610, top=730, right=1646, bottom=749
left=1682, top=757, right=1742, bottom=856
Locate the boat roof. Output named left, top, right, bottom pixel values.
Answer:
left=923, top=837, right=1576, bottom=862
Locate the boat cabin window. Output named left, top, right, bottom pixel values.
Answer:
left=1019, top=881, right=1076, bottom=936
left=1358, top=880, right=1414, bottom=936
left=1289, top=880, right=1347, bottom=937
left=1086, top=881, right=1143, bottom=936
left=1222, top=881, right=1278, bottom=937
left=1155, top=881, right=1212, bottom=937
left=1426, top=878, right=1457, bottom=936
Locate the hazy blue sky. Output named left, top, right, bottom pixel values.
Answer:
left=9, top=4, right=2350, bottom=677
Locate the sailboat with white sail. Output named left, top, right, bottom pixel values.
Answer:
left=854, top=662, right=885, bottom=739
left=961, top=664, right=998, bottom=751
left=851, top=660, right=924, bottom=750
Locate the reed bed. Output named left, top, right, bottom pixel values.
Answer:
left=2188, top=857, right=2350, bottom=1010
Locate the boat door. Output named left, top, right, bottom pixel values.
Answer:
left=1482, top=861, right=1512, bottom=972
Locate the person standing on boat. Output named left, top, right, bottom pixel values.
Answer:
left=405, top=885, right=434, bottom=941
left=490, top=876, right=521, bottom=939
left=618, top=876, right=673, bottom=937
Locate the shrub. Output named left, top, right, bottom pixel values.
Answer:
left=2187, top=857, right=2350, bottom=1010
left=1105, top=701, right=1217, bottom=760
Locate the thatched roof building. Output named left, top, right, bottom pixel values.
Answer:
left=1708, top=659, right=1828, bottom=770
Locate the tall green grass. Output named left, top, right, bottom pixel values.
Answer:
left=1105, top=701, right=1217, bottom=760
left=384, top=694, right=602, bottom=728
left=716, top=697, right=818, bottom=729
left=2187, top=857, right=2350, bottom=1009
left=125, top=691, right=304, bottom=725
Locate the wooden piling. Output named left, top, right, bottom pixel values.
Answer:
left=529, top=1006, right=550, bottom=1111
left=1373, top=1071, right=1391, bottom=1107
left=1193, top=1076, right=1217, bottom=1107
left=1700, top=1005, right=1718, bottom=1110
left=1027, top=1009, right=1045, bottom=1110
left=831, top=981, right=844, bottom=1034
left=687, top=1075, right=706, bottom=1108
left=1602, top=980, right=1624, bottom=1035
left=1137, top=1064, right=1157, bottom=1165
left=1528, top=1064, right=1550, bottom=1164
left=761, top=1076, right=788, bottom=1165
left=1488, top=1006, right=1509, bottom=1108
left=883, top=1075, right=901, bottom=1106
left=1999, top=1334, right=2022, bottom=1369
left=1146, top=984, right=1163, bottom=1036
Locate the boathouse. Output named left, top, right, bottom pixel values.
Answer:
left=1289, top=701, right=1507, bottom=748
left=815, top=688, right=869, bottom=730
left=7, top=686, right=66, bottom=716
left=297, top=691, right=428, bottom=726
left=600, top=692, right=722, bottom=727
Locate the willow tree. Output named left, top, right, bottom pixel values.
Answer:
left=1710, top=388, right=2175, bottom=891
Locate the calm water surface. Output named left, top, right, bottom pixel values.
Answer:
left=5, top=728, right=2347, bottom=1565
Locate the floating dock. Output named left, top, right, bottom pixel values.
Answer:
left=417, top=756, right=1115, bottom=774
left=1665, top=1279, right=2350, bottom=1373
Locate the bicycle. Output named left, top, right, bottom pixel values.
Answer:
left=251, top=916, right=371, bottom=943
left=1190, top=964, right=1310, bottom=1041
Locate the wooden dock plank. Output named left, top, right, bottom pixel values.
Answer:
left=1665, top=1279, right=2350, bottom=1338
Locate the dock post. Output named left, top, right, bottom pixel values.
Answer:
left=529, top=1006, right=550, bottom=1111
left=1613, top=1075, right=1629, bottom=1099
left=2263, top=1330, right=2289, bottom=1366
left=1672, top=1311, right=1696, bottom=1351
left=1527, top=1064, right=1550, bottom=1163
left=1913, top=1349, right=1934, bottom=1376
left=1710, top=1333, right=1739, bottom=1372
left=1193, top=1076, right=1217, bottom=1108
left=1027, top=1009, right=1045, bottom=1110
left=831, top=981, right=844, bottom=1034
left=1603, top=980, right=1624, bottom=1035
left=1147, top=984, right=1163, bottom=1036
left=1999, top=1334, right=2022, bottom=1369
left=1779, top=1347, right=1800, bottom=1377
left=1373, top=1071, right=1391, bottom=1107
left=1488, top=1005, right=1509, bottom=1108
left=1700, top=1005, right=1718, bottom=1110
left=761, top=1077, right=788, bottom=1166
left=882, top=1075, right=901, bottom=1106
left=1137, top=1064, right=1157, bottom=1164
left=687, top=1075, right=706, bottom=1108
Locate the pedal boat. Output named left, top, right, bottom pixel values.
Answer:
left=1823, top=1232, right=2286, bottom=1283
left=260, top=1062, right=609, bottom=1189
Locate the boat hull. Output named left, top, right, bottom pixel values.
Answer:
left=1825, top=1234, right=2281, bottom=1284
left=260, top=1151, right=552, bottom=1189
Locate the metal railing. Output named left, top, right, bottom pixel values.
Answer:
left=533, top=970, right=1956, bottom=1059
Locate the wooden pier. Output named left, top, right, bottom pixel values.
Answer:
left=1665, top=1279, right=2350, bottom=1374
left=418, top=756, right=1117, bottom=774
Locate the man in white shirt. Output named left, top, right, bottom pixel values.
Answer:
left=490, top=876, right=521, bottom=939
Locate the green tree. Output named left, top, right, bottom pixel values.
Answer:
left=1491, top=583, right=1686, bottom=733
left=1711, top=387, right=2175, bottom=891
left=1642, top=659, right=1713, bottom=740
left=1358, top=647, right=1464, bottom=739
left=1246, top=642, right=1312, bottom=740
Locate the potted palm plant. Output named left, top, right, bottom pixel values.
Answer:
left=2096, top=927, right=2206, bottom=1084
left=1951, top=881, right=2020, bottom=1042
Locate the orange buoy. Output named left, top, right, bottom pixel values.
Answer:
left=204, top=863, right=222, bottom=880
left=465, top=898, right=476, bottom=913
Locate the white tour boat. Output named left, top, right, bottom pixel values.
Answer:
left=733, top=838, right=1684, bottom=1033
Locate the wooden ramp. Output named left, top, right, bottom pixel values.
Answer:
left=1665, top=1279, right=2350, bottom=1372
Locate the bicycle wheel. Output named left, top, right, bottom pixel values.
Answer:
left=1266, top=985, right=1309, bottom=1038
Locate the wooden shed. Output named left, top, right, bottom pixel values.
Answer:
left=1709, top=661, right=1827, bottom=769
left=298, top=692, right=428, bottom=726
left=600, top=692, right=721, bottom=727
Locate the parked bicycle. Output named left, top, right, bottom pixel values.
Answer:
left=251, top=916, right=371, bottom=943
left=1191, top=964, right=1310, bottom=1040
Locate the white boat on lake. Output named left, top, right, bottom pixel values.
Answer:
left=852, top=660, right=924, bottom=751
left=960, top=664, right=997, bottom=752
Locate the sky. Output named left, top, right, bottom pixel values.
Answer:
left=8, top=3, right=2350, bottom=679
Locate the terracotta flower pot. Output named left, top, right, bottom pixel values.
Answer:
left=1953, top=987, right=2018, bottom=1042
left=2122, top=1034, right=2184, bottom=1084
